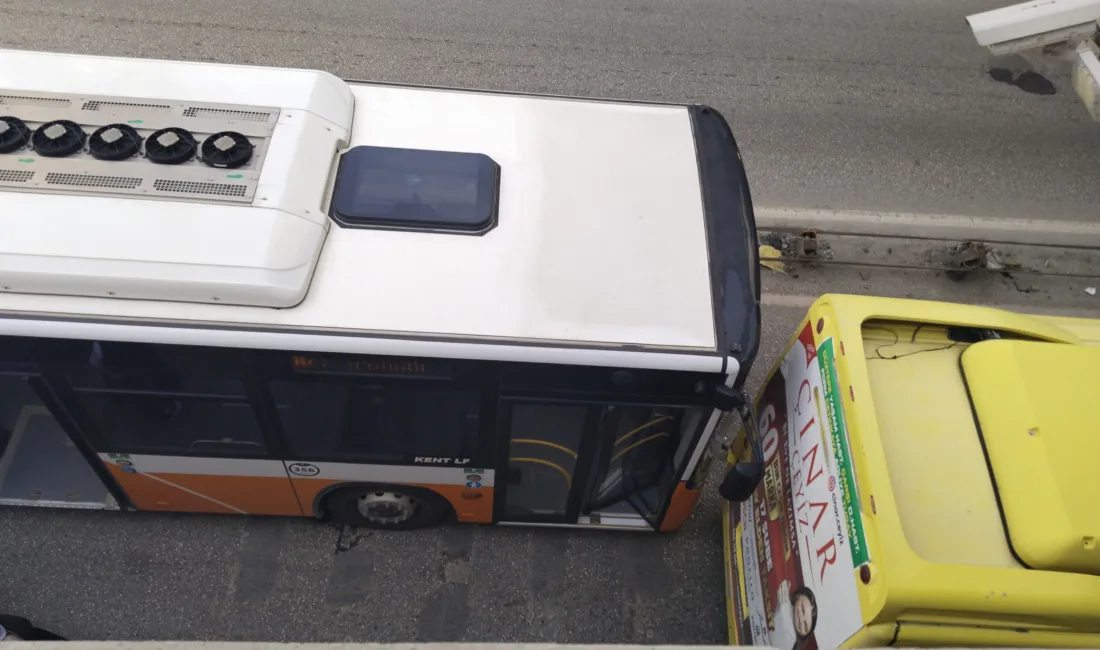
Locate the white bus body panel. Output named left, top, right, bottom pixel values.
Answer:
left=0, top=50, right=720, bottom=353
left=0, top=194, right=328, bottom=308
left=0, top=49, right=352, bottom=309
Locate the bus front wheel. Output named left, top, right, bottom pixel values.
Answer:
left=325, top=484, right=452, bottom=531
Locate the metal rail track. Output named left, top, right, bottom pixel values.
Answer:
left=756, top=227, right=1100, bottom=279
left=756, top=254, right=1100, bottom=279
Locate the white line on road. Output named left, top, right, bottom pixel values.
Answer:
left=761, top=293, right=1098, bottom=319
left=755, top=207, right=1100, bottom=249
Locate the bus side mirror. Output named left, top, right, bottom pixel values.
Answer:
left=714, top=387, right=765, bottom=503
left=712, top=384, right=740, bottom=412
left=719, top=461, right=764, bottom=502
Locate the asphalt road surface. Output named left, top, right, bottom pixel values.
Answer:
left=1, top=0, right=1100, bottom=222
left=0, top=493, right=728, bottom=643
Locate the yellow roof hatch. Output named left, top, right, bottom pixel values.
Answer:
left=961, top=339, right=1100, bottom=576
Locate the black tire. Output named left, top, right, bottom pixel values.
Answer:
left=325, top=484, right=451, bottom=531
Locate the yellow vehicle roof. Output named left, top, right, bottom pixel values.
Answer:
left=961, top=339, right=1100, bottom=576
left=789, top=295, right=1100, bottom=643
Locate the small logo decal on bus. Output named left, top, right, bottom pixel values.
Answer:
left=413, top=457, right=472, bottom=465
left=288, top=462, right=320, bottom=477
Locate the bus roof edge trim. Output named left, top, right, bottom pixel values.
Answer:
left=0, top=318, right=725, bottom=374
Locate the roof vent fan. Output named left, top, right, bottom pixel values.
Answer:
left=88, top=123, right=143, bottom=161
left=0, top=116, right=32, bottom=154
left=30, top=119, right=85, bottom=157
left=200, top=131, right=253, bottom=169
left=145, top=127, right=197, bottom=165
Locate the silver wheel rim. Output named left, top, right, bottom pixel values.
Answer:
left=357, top=491, right=417, bottom=525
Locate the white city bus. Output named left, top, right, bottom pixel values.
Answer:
left=0, top=48, right=761, bottom=532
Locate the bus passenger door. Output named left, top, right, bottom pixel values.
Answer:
left=581, top=404, right=693, bottom=529
left=0, top=371, right=118, bottom=510
left=496, top=400, right=596, bottom=523
left=496, top=400, right=700, bottom=529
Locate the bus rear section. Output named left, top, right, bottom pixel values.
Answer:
left=0, top=49, right=761, bottom=532
left=720, top=294, right=1100, bottom=648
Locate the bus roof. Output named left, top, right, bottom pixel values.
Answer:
left=0, top=49, right=759, bottom=370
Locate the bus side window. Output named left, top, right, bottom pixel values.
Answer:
left=72, top=392, right=267, bottom=456
left=0, top=336, right=34, bottom=373
left=594, top=406, right=680, bottom=500
left=60, top=341, right=267, bottom=457
left=269, top=379, right=480, bottom=463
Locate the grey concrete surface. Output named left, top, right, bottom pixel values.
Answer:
left=758, top=232, right=1100, bottom=314
left=1, top=0, right=1099, bottom=223
left=0, top=455, right=734, bottom=644
left=756, top=208, right=1100, bottom=249
left=0, top=496, right=695, bottom=642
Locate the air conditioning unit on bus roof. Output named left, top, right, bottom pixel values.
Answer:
left=0, top=49, right=354, bottom=309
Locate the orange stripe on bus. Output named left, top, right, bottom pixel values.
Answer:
left=106, top=465, right=238, bottom=514
left=659, top=481, right=701, bottom=532
left=291, top=478, right=494, bottom=524
left=431, top=483, right=494, bottom=523
left=107, top=463, right=493, bottom=523
left=151, top=472, right=304, bottom=516
left=106, top=465, right=303, bottom=516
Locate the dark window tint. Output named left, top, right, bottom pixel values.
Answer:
left=73, top=392, right=266, bottom=456
left=271, top=380, right=480, bottom=462
left=504, top=403, right=588, bottom=517
left=589, top=405, right=686, bottom=515
left=34, top=340, right=245, bottom=376
left=0, top=336, right=34, bottom=373
left=329, top=146, right=500, bottom=233
left=68, top=366, right=244, bottom=397
left=55, top=340, right=265, bottom=456
left=0, top=373, right=43, bottom=453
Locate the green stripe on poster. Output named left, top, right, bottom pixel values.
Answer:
left=817, top=338, right=870, bottom=567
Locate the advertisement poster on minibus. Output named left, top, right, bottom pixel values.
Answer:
left=726, top=322, right=869, bottom=650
